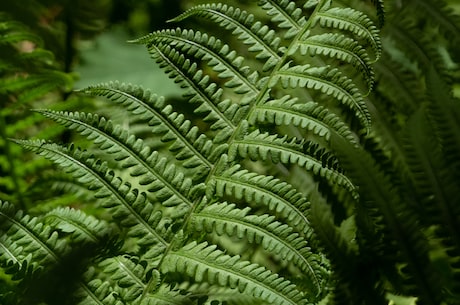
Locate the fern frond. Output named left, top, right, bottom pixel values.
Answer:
left=44, top=207, right=112, bottom=245
left=5, top=0, right=387, bottom=302
left=161, top=241, right=308, bottom=305
left=191, top=202, right=324, bottom=298
left=144, top=44, right=237, bottom=142
left=315, top=7, right=382, bottom=61
left=230, top=124, right=356, bottom=196
left=331, top=134, right=444, bottom=304
left=79, top=82, right=223, bottom=172
left=259, top=0, right=307, bottom=39
left=298, top=33, right=375, bottom=90
left=0, top=201, right=67, bottom=279
left=271, top=64, right=371, bottom=131
left=251, top=96, right=358, bottom=144
left=209, top=156, right=311, bottom=235
left=167, top=3, right=282, bottom=71
left=136, top=28, right=261, bottom=102
left=12, top=140, right=170, bottom=259
left=33, top=110, right=204, bottom=208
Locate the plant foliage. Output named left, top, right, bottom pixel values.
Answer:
left=1, top=0, right=460, bottom=304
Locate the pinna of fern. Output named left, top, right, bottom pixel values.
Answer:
left=3, top=0, right=383, bottom=304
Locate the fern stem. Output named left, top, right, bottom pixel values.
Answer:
left=229, top=1, right=326, bottom=146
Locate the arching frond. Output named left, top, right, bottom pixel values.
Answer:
left=251, top=96, right=358, bottom=144
left=209, top=156, right=311, bottom=235
left=191, top=202, right=324, bottom=298
left=315, top=6, right=382, bottom=61
left=297, top=33, right=375, bottom=90
left=4, top=0, right=389, bottom=303
left=271, top=64, right=371, bottom=131
left=12, top=140, right=170, bottom=260
left=161, top=241, right=308, bottom=305
left=136, top=28, right=261, bottom=103
left=230, top=124, right=356, bottom=196
left=79, top=82, right=223, bottom=171
left=167, top=3, right=282, bottom=71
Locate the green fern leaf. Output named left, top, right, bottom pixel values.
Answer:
left=79, top=82, right=223, bottom=171
left=315, top=7, right=382, bottom=61
left=230, top=124, right=356, bottom=196
left=259, top=0, right=307, bottom=39
left=143, top=44, right=237, bottom=142
left=161, top=241, right=308, bottom=305
left=166, top=3, right=282, bottom=71
left=97, top=255, right=152, bottom=302
left=135, top=28, right=261, bottom=103
left=191, top=202, right=324, bottom=298
left=209, top=156, right=311, bottom=235
left=0, top=201, right=73, bottom=281
left=297, top=33, right=375, bottom=90
left=250, top=96, right=358, bottom=144
left=44, top=207, right=112, bottom=245
left=12, top=140, right=170, bottom=259
left=271, top=64, right=371, bottom=131
left=33, top=110, right=204, bottom=208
